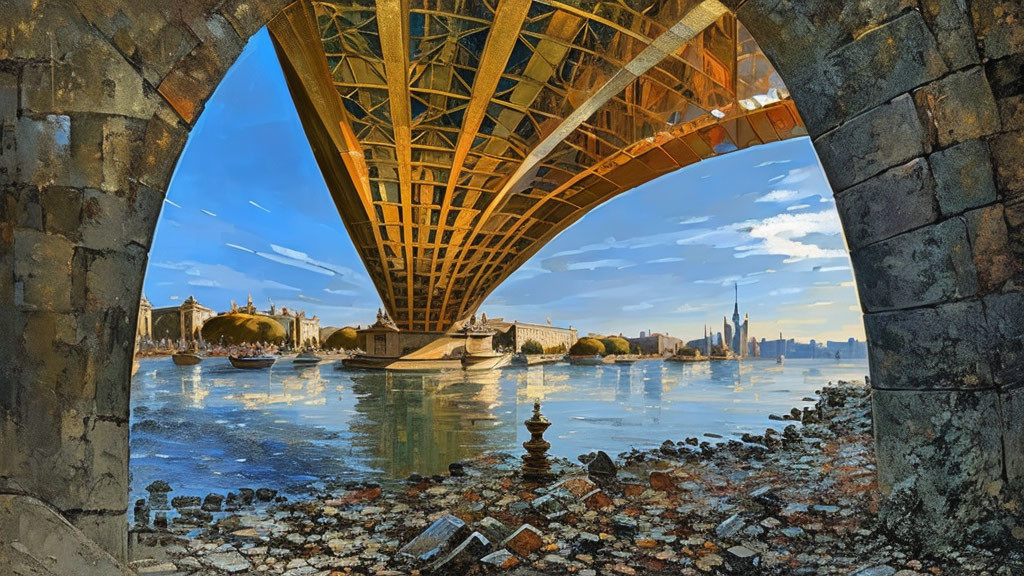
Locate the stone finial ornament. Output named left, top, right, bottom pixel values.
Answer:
left=522, top=401, right=554, bottom=483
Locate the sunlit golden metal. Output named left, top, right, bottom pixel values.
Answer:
left=268, top=0, right=806, bottom=332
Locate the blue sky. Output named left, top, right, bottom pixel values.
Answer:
left=145, top=29, right=865, bottom=343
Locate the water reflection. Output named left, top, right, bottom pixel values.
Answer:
left=130, top=357, right=868, bottom=503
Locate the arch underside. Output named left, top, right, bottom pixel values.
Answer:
left=268, top=0, right=806, bottom=331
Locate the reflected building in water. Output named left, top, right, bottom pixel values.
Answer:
left=346, top=371, right=516, bottom=478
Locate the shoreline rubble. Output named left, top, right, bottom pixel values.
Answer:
left=129, top=380, right=1020, bottom=575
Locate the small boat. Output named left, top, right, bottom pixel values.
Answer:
left=172, top=352, right=203, bottom=366
left=293, top=351, right=323, bottom=365
left=614, top=355, right=640, bottom=364
left=228, top=355, right=277, bottom=369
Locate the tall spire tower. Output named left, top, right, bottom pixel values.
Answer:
left=731, top=282, right=744, bottom=356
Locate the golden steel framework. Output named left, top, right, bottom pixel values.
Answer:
left=268, top=0, right=805, bottom=332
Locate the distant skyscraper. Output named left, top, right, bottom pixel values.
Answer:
left=730, top=283, right=750, bottom=357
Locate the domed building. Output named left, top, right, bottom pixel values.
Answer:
left=323, top=326, right=358, bottom=350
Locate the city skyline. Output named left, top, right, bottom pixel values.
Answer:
left=144, top=29, right=864, bottom=343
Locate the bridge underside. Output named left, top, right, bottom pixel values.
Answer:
left=267, top=0, right=805, bottom=331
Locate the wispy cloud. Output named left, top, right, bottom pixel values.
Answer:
left=694, top=274, right=761, bottom=287
left=754, top=160, right=791, bottom=168
left=201, top=209, right=217, bottom=217
left=770, top=287, right=803, bottom=296
left=622, top=302, right=654, bottom=312
left=679, top=215, right=711, bottom=225
left=814, top=265, right=850, bottom=272
left=806, top=300, right=834, bottom=308
left=226, top=242, right=366, bottom=282
left=249, top=200, right=271, bottom=213
left=566, top=259, right=635, bottom=271
left=164, top=199, right=182, bottom=208
left=187, top=279, right=221, bottom=287
left=297, top=294, right=321, bottom=303
left=647, top=257, right=684, bottom=264
left=786, top=204, right=810, bottom=211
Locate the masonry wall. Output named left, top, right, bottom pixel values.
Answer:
left=732, top=0, right=1024, bottom=547
left=0, top=0, right=291, bottom=559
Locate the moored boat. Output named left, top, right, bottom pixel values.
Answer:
left=172, top=352, right=203, bottom=366
left=228, top=355, right=277, bottom=369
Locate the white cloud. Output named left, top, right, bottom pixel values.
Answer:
left=679, top=215, right=711, bottom=225
left=647, top=257, right=684, bottom=264
left=678, top=210, right=846, bottom=263
left=622, top=302, right=654, bottom=312
left=814, top=265, right=851, bottom=272
left=770, top=287, right=803, bottom=296
left=694, top=274, right=761, bottom=287
left=786, top=204, right=810, bottom=211
left=297, top=294, right=321, bottom=303
left=755, top=189, right=803, bottom=203
left=566, top=259, right=635, bottom=271
left=163, top=199, right=182, bottom=208
left=187, top=279, right=221, bottom=287
left=225, top=242, right=367, bottom=282
left=806, top=301, right=834, bottom=308
left=201, top=209, right=217, bottom=217
left=754, top=159, right=791, bottom=168
left=674, top=302, right=715, bottom=314
left=249, top=200, right=271, bottom=213
left=324, top=288, right=357, bottom=295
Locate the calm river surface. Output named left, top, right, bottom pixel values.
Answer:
left=129, top=357, right=869, bottom=503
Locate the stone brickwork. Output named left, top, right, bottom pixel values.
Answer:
left=0, top=0, right=1021, bottom=564
left=737, top=0, right=1024, bottom=549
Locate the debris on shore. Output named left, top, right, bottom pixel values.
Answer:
left=129, top=381, right=1020, bottom=575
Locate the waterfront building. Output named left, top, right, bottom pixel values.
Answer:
left=628, top=331, right=684, bottom=356
left=152, top=295, right=215, bottom=344
left=488, top=318, right=577, bottom=353
left=137, top=295, right=152, bottom=343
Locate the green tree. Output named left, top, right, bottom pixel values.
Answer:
left=600, top=336, right=630, bottom=356
left=521, top=339, right=544, bottom=355
left=569, top=337, right=605, bottom=356
left=676, top=346, right=699, bottom=357
left=323, top=327, right=359, bottom=350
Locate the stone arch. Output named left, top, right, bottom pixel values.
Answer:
left=0, top=0, right=1021, bottom=563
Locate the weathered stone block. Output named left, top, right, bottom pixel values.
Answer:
left=815, top=95, right=928, bottom=191
left=928, top=139, right=998, bottom=217
left=81, top=188, right=164, bottom=251
left=983, top=291, right=1024, bottom=388
left=66, top=509, right=129, bottom=562
left=873, top=388, right=1005, bottom=547
left=40, top=187, right=84, bottom=240
left=1000, top=386, right=1024, bottom=500
left=136, top=114, right=188, bottom=190
left=801, top=11, right=947, bottom=135
left=16, top=116, right=72, bottom=187
left=920, top=0, right=981, bottom=69
left=852, top=217, right=978, bottom=312
left=964, top=204, right=1020, bottom=293
left=987, top=53, right=1024, bottom=131
left=836, top=158, right=938, bottom=250
left=157, top=15, right=243, bottom=124
left=13, top=228, right=74, bottom=312
left=221, top=0, right=292, bottom=39
left=864, top=300, right=991, bottom=390
left=101, top=117, right=147, bottom=193
left=0, top=71, right=17, bottom=122
left=913, top=67, right=1001, bottom=149
left=19, top=33, right=153, bottom=119
left=970, top=0, right=1024, bottom=61
left=990, top=130, right=1024, bottom=199
left=0, top=494, right=133, bottom=573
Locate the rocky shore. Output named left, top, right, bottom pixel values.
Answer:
left=129, top=381, right=1021, bottom=575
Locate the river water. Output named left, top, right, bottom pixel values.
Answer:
left=129, top=357, right=869, bottom=503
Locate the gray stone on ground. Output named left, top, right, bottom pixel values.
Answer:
left=399, top=514, right=469, bottom=561
left=586, top=451, right=616, bottom=478
left=429, top=531, right=490, bottom=574
left=204, top=550, right=250, bottom=573
left=715, top=513, right=745, bottom=539
left=480, top=548, right=515, bottom=567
